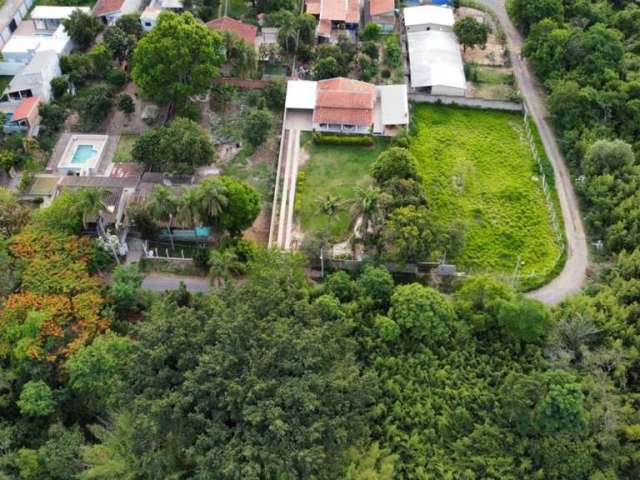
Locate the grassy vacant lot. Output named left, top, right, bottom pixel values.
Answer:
left=469, top=65, right=517, bottom=101
left=113, top=134, right=139, bottom=163
left=298, top=134, right=389, bottom=240
left=411, top=104, right=562, bottom=285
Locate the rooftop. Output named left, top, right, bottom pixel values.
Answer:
left=206, top=16, right=258, bottom=45
left=12, top=96, right=40, bottom=121
left=370, top=0, right=394, bottom=16
left=313, top=77, right=376, bottom=126
left=378, top=85, right=409, bottom=125
left=403, top=4, right=455, bottom=28
left=94, top=0, right=126, bottom=17
left=30, top=6, right=90, bottom=19
left=319, top=0, right=359, bottom=23
left=285, top=80, right=318, bottom=110
left=407, top=29, right=466, bottom=90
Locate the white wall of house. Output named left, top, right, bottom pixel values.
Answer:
left=313, top=123, right=371, bottom=134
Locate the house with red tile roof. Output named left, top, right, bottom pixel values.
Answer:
left=285, top=77, right=409, bottom=135
left=306, top=0, right=360, bottom=40
left=369, top=0, right=395, bottom=32
left=206, top=16, right=258, bottom=45
left=93, top=0, right=143, bottom=25
left=2, top=96, right=41, bottom=136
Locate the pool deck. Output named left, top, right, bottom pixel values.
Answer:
left=48, top=133, right=119, bottom=175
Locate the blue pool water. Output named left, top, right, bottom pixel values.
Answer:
left=71, top=144, right=98, bottom=164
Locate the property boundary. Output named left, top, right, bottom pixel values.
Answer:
left=410, top=93, right=523, bottom=111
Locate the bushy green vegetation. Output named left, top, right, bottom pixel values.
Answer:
left=513, top=0, right=640, bottom=255
left=410, top=104, right=562, bottom=283
left=298, top=134, right=389, bottom=240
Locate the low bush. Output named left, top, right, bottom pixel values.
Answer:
left=312, top=133, right=374, bottom=146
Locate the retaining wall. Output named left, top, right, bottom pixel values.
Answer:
left=410, top=93, right=523, bottom=112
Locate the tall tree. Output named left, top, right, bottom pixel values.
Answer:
left=62, top=9, right=103, bottom=50
left=132, top=12, right=224, bottom=108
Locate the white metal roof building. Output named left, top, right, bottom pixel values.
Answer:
left=378, top=85, right=409, bottom=126
left=30, top=6, right=90, bottom=19
left=403, top=4, right=454, bottom=32
left=407, top=29, right=466, bottom=96
left=285, top=80, right=318, bottom=110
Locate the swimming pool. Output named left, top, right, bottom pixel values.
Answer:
left=71, top=145, right=98, bottom=164
left=57, top=134, right=109, bottom=174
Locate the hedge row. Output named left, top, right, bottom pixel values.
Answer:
left=312, top=133, right=375, bottom=146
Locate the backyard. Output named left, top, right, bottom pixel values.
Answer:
left=411, top=104, right=563, bottom=287
left=113, top=134, right=139, bottom=163
left=297, top=134, right=389, bottom=240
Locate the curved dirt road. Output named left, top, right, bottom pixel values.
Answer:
left=476, top=0, right=588, bottom=304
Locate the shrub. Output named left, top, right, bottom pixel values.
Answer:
left=361, top=41, right=379, bottom=60
left=312, top=133, right=374, bottom=146
left=106, top=68, right=128, bottom=90
left=117, top=93, right=135, bottom=115
left=50, top=77, right=68, bottom=100
left=243, top=109, right=273, bottom=147
left=361, top=22, right=381, bottom=42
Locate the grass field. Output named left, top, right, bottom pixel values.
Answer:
left=298, top=134, right=389, bottom=240
left=411, top=104, right=562, bottom=286
left=113, top=134, right=139, bottom=163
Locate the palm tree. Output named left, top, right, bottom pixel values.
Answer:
left=76, top=187, right=111, bottom=231
left=147, top=185, right=179, bottom=249
left=195, top=178, right=228, bottom=231
left=208, top=249, right=241, bottom=287
left=176, top=187, right=200, bottom=231
left=318, top=194, right=342, bottom=242
left=349, top=186, right=380, bottom=246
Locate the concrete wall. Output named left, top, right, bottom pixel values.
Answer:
left=410, top=93, right=523, bottom=112
left=0, top=61, right=23, bottom=76
left=431, top=84, right=466, bottom=97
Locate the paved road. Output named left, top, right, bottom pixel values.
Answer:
left=475, top=0, right=588, bottom=304
left=142, top=273, right=211, bottom=293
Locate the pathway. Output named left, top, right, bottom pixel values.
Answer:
left=476, top=0, right=588, bottom=304
left=141, top=273, right=210, bottom=293
left=268, top=128, right=301, bottom=250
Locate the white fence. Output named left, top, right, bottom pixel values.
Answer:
left=522, top=104, right=564, bottom=249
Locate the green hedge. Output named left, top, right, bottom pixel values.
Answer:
left=312, top=133, right=375, bottom=146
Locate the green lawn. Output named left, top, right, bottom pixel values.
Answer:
left=113, top=134, right=139, bottom=163
left=298, top=134, right=389, bottom=240
left=410, top=104, right=562, bottom=286
left=223, top=146, right=273, bottom=201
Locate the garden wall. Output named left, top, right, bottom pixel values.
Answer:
left=410, top=93, right=523, bottom=111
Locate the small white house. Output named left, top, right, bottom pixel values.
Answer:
left=1, top=24, right=72, bottom=64
left=0, top=0, right=35, bottom=50
left=403, top=5, right=454, bottom=32
left=1, top=50, right=61, bottom=102
left=93, top=0, right=143, bottom=25
left=139, top=0, right=182, bottom=30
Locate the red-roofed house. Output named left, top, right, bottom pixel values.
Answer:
left=369, top=0, right=395, bottom=32
left=285, top=77, right=409, bottom=135
left=306, top=0, right=360, bottom=40
left=313, top=77, right=375, bottom=132
left=2, top=96, right=40, bottom=136
left=93, top=0, right=143, bottom=25
left=206, top=16, right=258, bottom=45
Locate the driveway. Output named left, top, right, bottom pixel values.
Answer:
left=142, top=273, right=211, bottom=293
left=475, top=0, right=588, bottom=304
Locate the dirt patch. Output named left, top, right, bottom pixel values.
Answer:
left=457, top=8, right=508, bottom=67
left=243, top=207, right=270, bottom=246
left=107, top=82, right=162, bottom=135
left=298, top=145, right=310, bottom=166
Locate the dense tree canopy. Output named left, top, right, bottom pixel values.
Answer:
left=132, top=12, right=224, bottom=107
left=132, top=117, right=214, bottom=174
